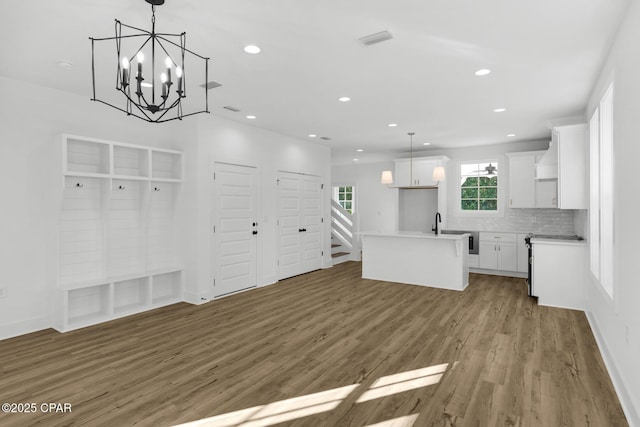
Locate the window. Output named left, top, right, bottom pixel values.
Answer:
left=333, top=186, right=354, bottom=214
left=459, top=161, right=499, bottom=212
left=590, top=82, right=614, bottom=298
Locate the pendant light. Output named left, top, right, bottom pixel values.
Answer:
left=380, top=170, right=393, bottom=184
left=90, top=0, right=210, bottom=123
left=432, top=166, right=446, bottom=182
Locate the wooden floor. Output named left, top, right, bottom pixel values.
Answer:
left=0, top=262, right=627, bottom=426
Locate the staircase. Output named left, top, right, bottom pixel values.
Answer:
left=330, top=199, right=360, bottom=265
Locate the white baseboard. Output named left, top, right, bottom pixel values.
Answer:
left=585, top=310, right=639, bottom=427
left=259, top=276, right=277, bottom=287
left=469, top=268, right=527, bottom=278
left=0, top=316, right=51, bottom=342
left=183, top=291, right=209, bottom=305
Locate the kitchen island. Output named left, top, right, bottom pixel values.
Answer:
left=359, top=232, right=469, bottom=291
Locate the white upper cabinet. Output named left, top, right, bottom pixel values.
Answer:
left=556, top=124, right=588, bottom=209
left=394, top=156, right=448, bottom=187
left=507, top=153, right=535, bottom=208
left=532, top=124, right=588, bottom=209
left=507, top=151, right=557, bottom=209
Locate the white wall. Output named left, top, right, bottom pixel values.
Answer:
left=332, top=161, right=397, bottom=233
left=0, top=76, right=192, bottom=340
left=183, top=115, right=332, bottom=303
left=0, top=75, right=331, bottom=339
left=398, top=188, right=438, bottom=233
left=583, top=1, right=640, bottom=424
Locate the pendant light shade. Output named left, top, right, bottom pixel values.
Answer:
left=381, top=170, right=393, bottom=184
left=432, top=166, right=446, bottom=182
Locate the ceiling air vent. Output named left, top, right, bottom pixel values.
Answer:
left=200, top=81, right=222, bottom=89
left=223, top=105, right=240, bottom=112
left=320, top=137, right=332, bottom=141
left=358, top=30, right=393, bottom=47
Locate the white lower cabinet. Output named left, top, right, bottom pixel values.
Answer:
left=532, top=240, right=587, bottom=310
left=478, top=232, right=517, bottom=272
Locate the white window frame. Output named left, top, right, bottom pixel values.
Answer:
left=589, top=82, right=615, bottom=299
left=455, top=159, right=503, bottom=217
left=332, top=185, right=355, bottom=214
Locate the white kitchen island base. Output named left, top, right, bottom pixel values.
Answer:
left=360, top=232, right=469, bottom=291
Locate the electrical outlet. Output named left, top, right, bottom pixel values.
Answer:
left=626, top=325, right=630, bottom=345
left=0, top=286, right=7, bottom=298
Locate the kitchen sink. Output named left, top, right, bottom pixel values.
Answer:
left=440, top=230, right=467, bottom=235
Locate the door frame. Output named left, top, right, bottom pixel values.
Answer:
left=276, top=170, right=324, bottom=280
left=211, top=161, right=261, bottom=298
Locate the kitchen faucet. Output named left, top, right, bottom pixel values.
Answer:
left=432, top=212, right=441, bottom=235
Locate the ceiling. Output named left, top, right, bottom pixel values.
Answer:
left=0, top=0, right=629, bottom=164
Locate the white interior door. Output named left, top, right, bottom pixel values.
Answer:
left=277, top=171, right=322, bottom=279
left=301, top=174, right=322, bottom=273
left=277, top=172, right=301, bottom=279
left=213, top=163, right=258, bottom=297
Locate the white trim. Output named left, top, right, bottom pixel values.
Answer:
left=0, top=316, right=51, bottom=342
left=585, top=310, right=640, bottom=427
left=453, top=158, right=504, bottom=217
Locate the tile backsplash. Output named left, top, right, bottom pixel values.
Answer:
left=446, top=208, right=575, bottom=234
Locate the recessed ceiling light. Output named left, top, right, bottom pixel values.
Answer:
left=475, top=69, right=491, bottom=76
left=493, top=108, right=507, bottom=113
left=507, top=133, right=516, bottom=137
left=57, top=59, right=73, bottom=70
left=388, top=123, right=398, bottom=127
left=357, top=149, right=364, bottom=152
left=353, top=158, right=359, bottom=162
left=308, top=134, right=317, bottom=138
left=246, top=115, right=256, bottom=119
left=338, top=97, right=351, bottom=102
left=423, top=142, right=431, bottom=146
left=244, top=45, right=261, bottom=54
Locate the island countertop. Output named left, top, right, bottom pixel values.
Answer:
left=358, top=231, right=469, bottom=240
left=359, top=231, right=469, bottom=291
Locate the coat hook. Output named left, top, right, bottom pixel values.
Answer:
left=76, top=182, right=83, bottom=188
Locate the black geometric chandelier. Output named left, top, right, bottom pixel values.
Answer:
left=90, top=0, right=209, bottom=123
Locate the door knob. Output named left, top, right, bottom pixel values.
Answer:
left=252, top=230, right=258, bottom=235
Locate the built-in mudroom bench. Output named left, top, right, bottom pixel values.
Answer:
left=53, top=134, right=184, bottom=332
